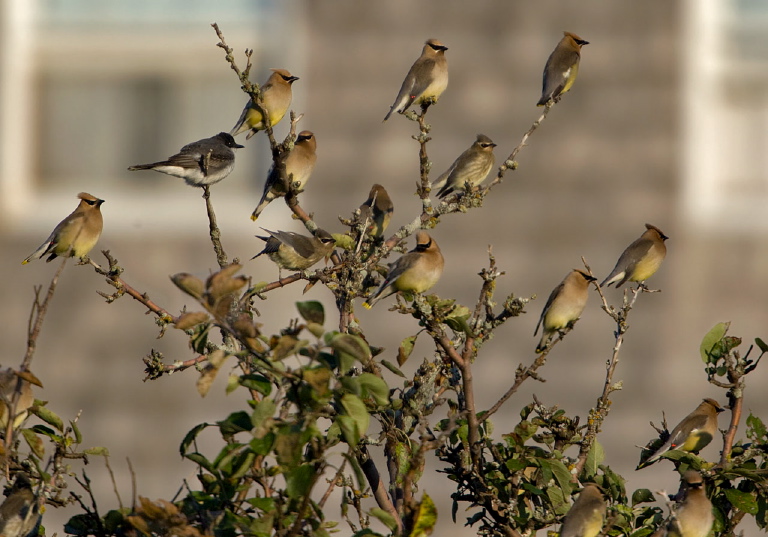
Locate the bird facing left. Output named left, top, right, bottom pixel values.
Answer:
left=22, top=192, right=104, bottom=264
left=127, top=132, right=244, bottom=187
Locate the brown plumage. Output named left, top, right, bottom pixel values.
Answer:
left=434, top=134, right=497, bottom=199
left=601, top=223, right=668, bottom=288
left=0, top=474, right=41, bottom=537
left=359, top=184, right=394, bottom=238
left=560, top=484, right=606, bottom=537
left=252, top=228, right=335, bottom=272
left=637, top=398, right=724, bottom=469
left=363, top=232, right=444, bottom=309
left=251, top=131, right=317, bottom=221
left=22, top=192, right=104, bottom=264
left=538, top=31, right=589, bottom=106
left=231, top=68, right=299, bottom=139
left=660, top=471, right=714, bottom=537
left=384, top=39, right=448, bottom=120
left=534, top=269, right=596, bottom=352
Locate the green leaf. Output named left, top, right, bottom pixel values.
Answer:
left=247, top=497, right=276, bottom=512
left=584, top=441, right=605, bottom=479
left=755, top=337, right=768, bottom=353
left=70, top=420, right=82, bottom=444
left=179, top=423, right=208, bottom=457
left=336, top=415, right=359, bottom=447
left=329, top=333, right=372, bottom=366
left=410, top=492, right=437, bottom=537
left=251, top=398, right=277, bottom=430
left=340, top=393, right=370, bottom=446
left=397, top=335, right=417, bottom=366
left=184, top=452, right=216, bottom=474
left=21, top=428, right=44, bottom=458
left=700, top=322, right=729, bottom=363
left=725, top=488, right=758, bottom=515
left=747, top=412, right=767, bottom=441
left=631, top=488, right=656, bottom=506
left=239, top=374, right=272, bottom=396
left=296, top=301, right=325, bottom=325
left=369, top=508, right=398, bottom=532
left=30, top=405, right=64, bottom=432
left=356, top=373, right=390, bottom=407
left=83, top=446, right=110, bottom=456
left=380, top=359, right=406, bottom=378
left=217, top=411, right=253, bottom=436
left=286, top=463, right=315, bottom=499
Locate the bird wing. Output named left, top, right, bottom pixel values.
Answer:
left=614, top=238, right=653, bottom=284
left=667, top=414, right=709, bottom=449
left=267, top=230, right=316, bottom=258
left=534, top=281, right=563, bottom=336
left=407, top=58, right=438, bottom=100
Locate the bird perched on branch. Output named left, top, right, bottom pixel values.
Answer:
left=601, top=223, right=668, bottom=288
left=128, top=132, right=244, bottom=187
left=363, top=232, right=444, bottom=309
left=434, top=134, right=497, bottom=199
left=538, top=31, right=589, bottom=106
left=636, top=398, right=724, bottom=469
left=231, top=68, right=299, bottom=139
left=252, top=228, right=335, bottom=273
left=358, top=184, right=394, bottom=238
left=22, top=192, right=104, bottom=264
left=559, top=483, right=606, bottom=537
left=534, top=269, right=595, bottom=353
left=251, top=131, right=317, bottom=221
left=384, top=39, right=448, bottom=121
left=0, top=473, right=41, bottom=537
left=654, top=471, right=713, bottom=537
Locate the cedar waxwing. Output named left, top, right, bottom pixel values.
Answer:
left=128, top=132, right=244, bottom=187
left=538, top=31, right=589, bottom=106
left=0, top=474, right=41, bottom=537
left=231, top=68, right=299, bottom=139
left=534, top=269, right=596, bottom=353
left=637, top=398, right=724, bottom=469
left=363, top=232, right=444, bottom=309
left=384, top=39, right=448, bottom=121
left=359, top=184, right=394, bottom=238
left=0, top=369, right=33, bottom=432
left=601, top=223, right=669, bottom=288
left=251, top=131, right=317, bottom=221
left=559, top=484, right=606, bottom=537
left=252, top=228, right=335, bottom=272
left=661, top=471, right=714, bottom=537
left=22, top=192, right=104, bottom=264
left=434, top=134, right=497, bottom=199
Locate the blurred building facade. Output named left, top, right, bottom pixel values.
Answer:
left=1, top=1, right=767, bottom=534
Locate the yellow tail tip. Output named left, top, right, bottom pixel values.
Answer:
left=362, top=302, right=372, bottom=310
left=21, top=259, right=29, bottom=265
left=250, top=214, right=258, bottom=222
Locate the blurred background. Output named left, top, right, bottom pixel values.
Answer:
left=1, top=0, right=768, bottom=534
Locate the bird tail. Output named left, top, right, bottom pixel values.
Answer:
left=383, top=108, right=394, bottom=122
left=21, top=241, right=52, bottom=265
left=127, top=163, right=159, bottom=171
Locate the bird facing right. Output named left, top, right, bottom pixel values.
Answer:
left=434, top=134, right=497, bottom=199
left=363, top=231, right=444, bottom=309
left=601, top=223, right=668, bottom=288
left=251, top=130, right=318, bottom=221
left=538, top=31, right=589, bottom=106
left=384, top=39, right=449, bottom=121
left=636, top=398, right=724, bottom=469
left=559, top=483, right=606, bottom=537
left=22, top=192, right=104, bottom=264
left=534, top=269, right=596, bottom=353
left=252, top=228, right=335, bottom=273
left=231, top=68, right=299, bottom=139
left=127, top=132, right=244, bottom=187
